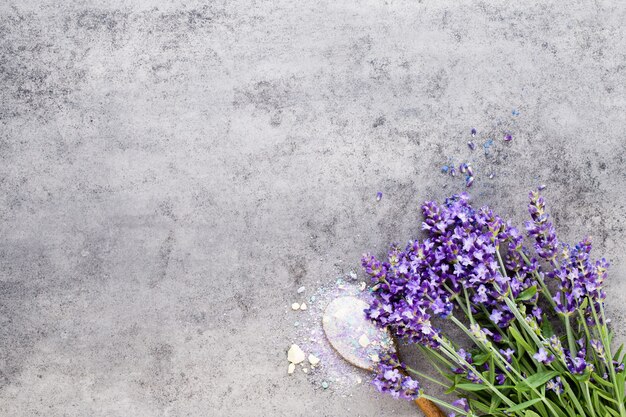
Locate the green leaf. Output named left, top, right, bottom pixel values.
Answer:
left=489, top=395, right=502, bottom=413
left=517, top=285, right=537, bottom=301
left=509, top=325, right=534, bottom=354
left=473, top=351, right=490, bottom=366
left=590, top=372, right=614, bottom=388
left=540, top=315, right=555, bottom=338
left=488, top=355, right=495, bottom=384
left=525, top=411, right=541, bottom=417
left=515, top=370, right=560, bottom=392
left=469, top=399, right=491, bottom=414
left=507, top=398, right=543, bottom=412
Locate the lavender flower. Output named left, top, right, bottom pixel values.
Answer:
left=526, top=191, right=559, bottom=261
left=533, top=347, right=555, bottom=365
left=546, top=377, right=563, bottom=395
left=372, top=354, right=420, bottom=400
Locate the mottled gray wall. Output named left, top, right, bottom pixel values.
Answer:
left=1, top=1, right=625, bottom=416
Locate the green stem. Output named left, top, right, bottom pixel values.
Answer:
left=582, top=382, right=598, bottom=417
left=599, top=302, right=626, bottom=417
left=564, top=315, right=577, bottom=356
left=561, top=377, right=588, bottom=417
left=435, top=337, right=517, bottom=408
left=405, top=366, right=449, bottom=388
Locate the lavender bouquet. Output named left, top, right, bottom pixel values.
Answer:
left=363, top=192, right=625, bottom=417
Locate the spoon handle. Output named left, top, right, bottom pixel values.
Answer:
left=415, top=397, right=447, bottom=417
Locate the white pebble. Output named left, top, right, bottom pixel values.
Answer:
left=302, top=368, right=308, bottom=374
left=300, top=303, right=307, bottom=311
left=291, top=303, right=300, bottom=310
left=360, top=282, right=366, bottom=291
left=297, top=286, right=305, bottom=293
left=287, top=344, right=306, bottom=364
left=358, top=334, right=370, bottom=348
left=288, top=363, right=296, bottom=374
left=308, top=354, right=320, bottom=366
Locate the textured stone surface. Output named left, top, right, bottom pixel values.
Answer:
left=1, top=1, right=626, bottom=416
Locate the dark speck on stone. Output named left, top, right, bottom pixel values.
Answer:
left=373, top=116, right=386, bottom=127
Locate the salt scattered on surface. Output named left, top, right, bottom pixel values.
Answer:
left=289, top=280, right=374, bottom=394
left=288, top=344, right=306, bottom=364
left=291, top=303, right=300, bottom=310
left=300, top=303, right=307, bottom=311
left=288, top=363, right=296, bottom=374
left=358, top=334, right=370, bottom=348
left=297, top=286, right=306, bottom=294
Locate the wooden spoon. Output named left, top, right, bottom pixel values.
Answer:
left=322, top=296, right=447, bottom=417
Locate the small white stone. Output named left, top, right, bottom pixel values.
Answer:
left=356, top=377, right=362, bottom=384
left=287, top=344, right=306, bottom=364
left=370, top=353, right=380, bottom=362
left=302, top=368, right=308, bottom=374
left=349, top=271, right=357, bottom=280
left=297, top=286, right=305, bottom=293
left=360, top=281, right=366, bottom=291
left=358, top=334, right=370, bottom=348
left=308, top=354, right=320, bottom=366
left=299, top=302, right=307, bottom=311
left=291, top=303, right=300, bottom=310
left=288, top=363, right=295, bottom=374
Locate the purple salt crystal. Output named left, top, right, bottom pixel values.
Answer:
left=467, top=141, right=476, bottom=150
left=376, top=191, right=383, bottom=201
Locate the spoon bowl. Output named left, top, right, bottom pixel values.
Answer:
left=323, top=296, right=447, bottom=417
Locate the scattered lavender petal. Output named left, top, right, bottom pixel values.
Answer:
left=449, top=167, right=457, bottom=177
left=466, top=176, right=474, bottom=187
left=489, top=172, right=495, bottom=179
left=441, top=165, right=449, bottom=174
left=471, top=128, right=477, bottom=137
left=376, top=191, right=383, bottom=201
left=467, top=141, right=476, bottom=150
left=504, top=133, right=513, bottom=142
left=459, top=163, right=468, bottom=174
left=538, top=184, right=547, bottom=191
left=467, top=165, right=474, bottom=176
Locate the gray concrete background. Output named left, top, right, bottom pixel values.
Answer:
left=1, top=0, right=626, bottom=416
